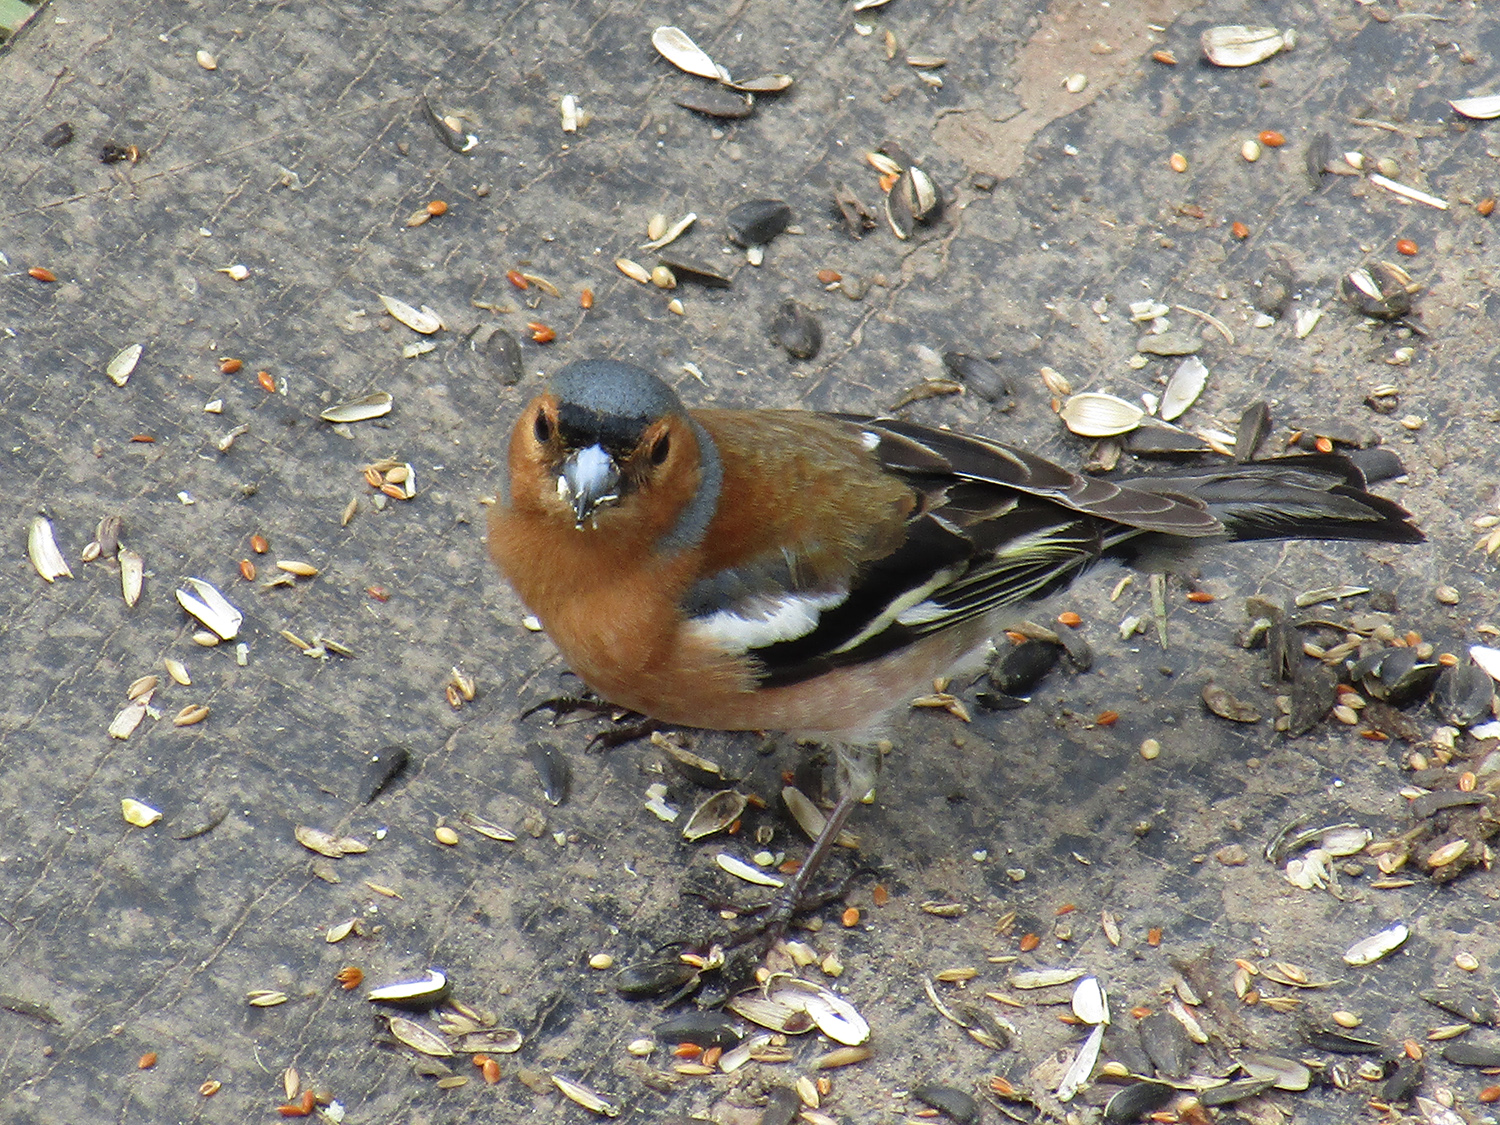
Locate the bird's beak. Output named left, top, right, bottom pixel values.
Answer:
left=558, top=443, right=621, bottom=526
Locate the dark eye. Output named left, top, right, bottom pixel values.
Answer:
left=533, top=412, right=553, bottom=444
left=650, top=434, right=670, bottom=465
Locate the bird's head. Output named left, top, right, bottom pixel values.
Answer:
left=507, top=359, right=721, bottom=548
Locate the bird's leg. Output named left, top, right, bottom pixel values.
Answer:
left=733, top=742, right=881, bottom=949
left=518, top=693, right=663, bottom=748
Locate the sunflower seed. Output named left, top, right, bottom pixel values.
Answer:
left=1059, top=392, right=1144, bottom=437
left=1450, top=94, right=1500, bottom=119
left=683, top=790, right=747, bottom=841
left=1160, top=356, right=1207, bottom=421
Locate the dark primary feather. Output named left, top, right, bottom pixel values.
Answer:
left=739, top=419, right=1422, bottom=690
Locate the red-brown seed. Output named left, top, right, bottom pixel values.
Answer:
left=672, top=1043, right=702, bottom=1059
left=1055, top=903, right=1076, bottom=916
left=138, top=1052, right=158, bottom=1069
left=701, top=1046, right=723, bottom=1068
left=1480, top=1085, right=1500, bottom=1103
left=1186, top=591, right=1215, bottom=603
left=250, top=533, right=269, bottom=554
left=277, top=1106, right=309, bottom=1118
left=990, top=1075, right=1016, bottom=1096
left=1395, top=238, right=1418, bottom=256
left=257, top=370, right=276, bottom=394
left=219, top=357, right=243, bottom=374
left=506, top=269, right=528, bottom=290
left=1314, top=435, right=1334, bottom=453
left=336, top=965, right=363, bottom=990
left=239, top=559, right=256, bottom=582
left=1147, top=927, right=1163, bottom=946
left=1360, top=729, right=1389, bottom=741
left=28, top=266, right=57, bottom=282
left=841, top=907, right=860, bottom=927
left=299, top=1092, right=315, bottom=1113
left=130, top=434, right=155, bottom=443
left=580, top=287, right=594, bottom=309
left=1259, top=130, right=1286, bottom=147
left=426, top=200, right=448, bottom=216
left=528, top=321, right=556, bottom=343
left=1019, top=932, right=1040, bottom=952
left=872, top=883, right=889, bottom=906
left=481, top=1057, right=501, bottom=1084
left=380, top=481, right=406, bottom=500
left=1230, top=220, right=1249, bottom=240
left=1478, top=197, right=1496, bottom=217
left=367, top=585, right=389, bottom=602
left=1096, top=711, right=1119, bottom=726
left=1130, top=1006, right=1152, bottom=1019
left=1151, top=49, right=1177, bottom=65
left=1057, top=611, right=1082, bottom=628
left=816, top=269, right=841, bottom=284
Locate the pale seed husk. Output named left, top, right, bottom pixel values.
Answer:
left=164, top=658, right=191, bottom=685
left=682, top=789, right=747, bottom=841
left=119, top=547, right=144, bottom=606
left=107, top=344, right=142, bottom=386
left=1427, top=838, right=1469, bottom=868
left=28, top=517, right=73, bottom=582
left=1238, top=1053, right=1311, bottom=1090
left=1160, top=356, right=1208, bottom=421
left=176, top=578, right=242, bottom=640
left=127, top=675, right=159, bottom=700
left=320, top=392, right=393, bottom=424
left=715, top=852, right=784, bottom=887
left=378, top=294, right=443, bottom=334
left=196, top=49, right=217, bottom=70
left=389, top=1015, right=453, bottom=1057
left=1201, top=25, right=1289, bottom=68
left=1449, top=94, right=1500, bottom=120
left=325, top=919, right=356, bottom=943
left=1059, top=392, right=1145, bottom=437
left=651, top=26, right=721, bottom=81
left=277, top=560, right=319, bottom=577
left=1072, top=977, right=1109, bottom=1025
left=551, top=1073, right=621, bottom=1117
left=1343, top=923, right=1409, bottom=965
left=246, top=990, right=288, bottom=1007
left=121, top=797, right=162, bottom=826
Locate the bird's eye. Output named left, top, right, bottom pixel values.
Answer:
left=650, top=434, right=671, bottom=465
left=533, top=412, right=553, bottom=444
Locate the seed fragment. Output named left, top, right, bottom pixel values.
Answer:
left=1169, top=152, right=1188, bottom=173
left=28, top=266, right=57, bottom=282
left=196, top=49, right=217, bottom=70
left=28, top=517, right=73, bottom=582
left=1478, top=197, right=1496, bottom=216
left=122, top=799, right=162, bottom=827
left=528, top=321, right=555, bottom=343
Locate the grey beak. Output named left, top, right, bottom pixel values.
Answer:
left=558, top=443, right=621, bottom=526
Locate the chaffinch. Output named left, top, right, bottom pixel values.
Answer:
left=490, top=358, right=1422, bottom=919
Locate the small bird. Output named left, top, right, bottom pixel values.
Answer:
left=490, top=358, right=1423, bottom=925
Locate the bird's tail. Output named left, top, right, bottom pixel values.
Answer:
left=1122, top=454, right=1425, bottom=546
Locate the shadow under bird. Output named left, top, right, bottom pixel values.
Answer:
left=490, top=358, right=1424, bottom=946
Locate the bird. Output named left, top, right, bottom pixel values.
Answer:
left=489, top=357, right=1424, bottom=933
